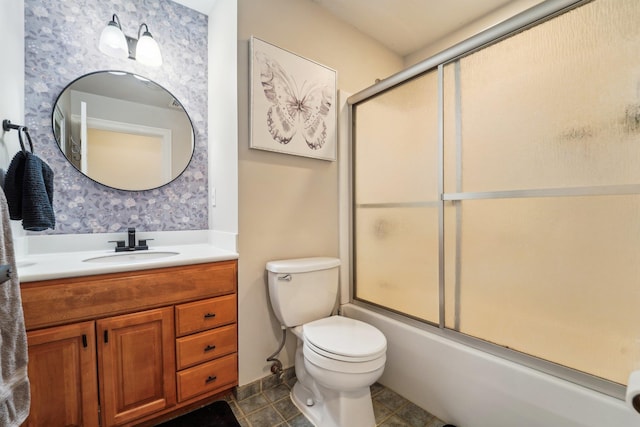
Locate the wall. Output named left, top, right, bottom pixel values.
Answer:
left=0, top=0, right=26, bottom=243
left=237, top=0, right=403, bottom=384
left=0, top=0, right=25, bottom=167
left=208, top=0, right=238, bottom=236
left=24, top=0, right=209, bottom=234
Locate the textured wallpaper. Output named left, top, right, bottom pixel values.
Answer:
left=24, top=0, right=208, bottom=234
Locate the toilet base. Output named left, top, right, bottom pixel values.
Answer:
left=291, top=380, right=376, bottom=427
left=291, top=381, right=325, bottom=427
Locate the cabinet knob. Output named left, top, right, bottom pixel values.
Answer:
left=205, top=375, right=217, bottom=384
left=204, top=312, right=216, bottom=319
left=204, top=344, right=216, bottom=352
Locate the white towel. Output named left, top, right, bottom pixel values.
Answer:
left=0, top=188, right=30, bottom=425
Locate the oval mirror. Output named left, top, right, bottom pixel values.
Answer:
left=52, top=71, right=194, bottom=191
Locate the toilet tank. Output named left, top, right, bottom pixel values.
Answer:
left=266, top=257, right=341, bottom=328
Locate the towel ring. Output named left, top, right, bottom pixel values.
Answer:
left=2, top=119, right=23, bottom=132
left=18, top=126, right=34, bottom=154
left=3, top=120, right=34, bottom=154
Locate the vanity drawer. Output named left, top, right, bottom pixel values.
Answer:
left=21, top=261, right=237, bottom=330
left=176, top=353, right=238, bottom=402
left=176, top=324, right=237, bottom=370
left=175, top=295, right=236, bottom=337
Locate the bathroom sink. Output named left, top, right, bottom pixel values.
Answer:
left=83, top=251, right=179, bottom=264
left=17, top=261, right=37, bottom=269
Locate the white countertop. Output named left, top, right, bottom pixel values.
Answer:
left=15, top=230, right=238, bottom=282
left=17, top=244, right=238, bottom=282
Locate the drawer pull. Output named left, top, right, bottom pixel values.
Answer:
left=204, top=344, right=217, bottom=352
left=205, top=375, right=217, bottom=384
left=204, top=312, right=216, bottom=319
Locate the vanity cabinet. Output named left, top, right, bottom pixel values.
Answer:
left=175, top=296, right=238, bottom=402
left=20, top=260, right=238, bottom=427
left=97, top=308, right=176, bottom=426
left=23, top=321, right=99, bottom=427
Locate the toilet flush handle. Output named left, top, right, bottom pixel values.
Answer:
left=278, top=274, right=292, bottom=281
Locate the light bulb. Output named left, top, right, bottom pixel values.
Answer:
left=98, top=16, right=128, bottom=59
left=135, top=25, right=162, bottom=67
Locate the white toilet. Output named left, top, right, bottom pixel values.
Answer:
left=266, top=257, right=387, bottom=427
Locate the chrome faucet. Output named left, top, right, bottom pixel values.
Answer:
left=109, top=227, right=152, bottom=252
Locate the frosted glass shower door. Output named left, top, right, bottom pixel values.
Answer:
left=353, top=72, right=440, bottom=323
left=442, top=0, right=640, bottom=385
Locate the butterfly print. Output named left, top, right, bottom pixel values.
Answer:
left=256, top=51, right=333, bottom=150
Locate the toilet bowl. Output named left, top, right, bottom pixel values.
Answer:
left=291, top=316, right=386, bottom=427
left=266, top=257, right=387, bottom=427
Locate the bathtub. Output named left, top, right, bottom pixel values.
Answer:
left=342, top=304, right=637, bottom=427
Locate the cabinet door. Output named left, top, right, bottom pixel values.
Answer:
left=24, top=321, right=99, bottom=427
left=97, top=307, right=176, bottom=426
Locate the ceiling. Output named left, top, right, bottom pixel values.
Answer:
left=310, top=0, right=528, bottom=57
left=175, top=0, right=538, bottom=58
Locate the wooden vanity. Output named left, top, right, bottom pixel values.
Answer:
left=19, top=259, right=238, bottom=427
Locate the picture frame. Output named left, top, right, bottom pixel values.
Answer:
left=250, top=36, right=337, bottom=161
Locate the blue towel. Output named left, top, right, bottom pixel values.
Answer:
left=2, top=151, right=55, bottom=231
left=22, top=152, right=55, bottom=231
left=3, top=152, right=26, bottom=221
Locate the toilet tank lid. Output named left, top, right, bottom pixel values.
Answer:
left=266, top=257, right=340, bottom=273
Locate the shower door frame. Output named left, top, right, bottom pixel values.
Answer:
left=347, top=0, right=627, bottom=400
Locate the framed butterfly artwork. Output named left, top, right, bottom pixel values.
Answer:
left=250, top=36, right=337, bottom=161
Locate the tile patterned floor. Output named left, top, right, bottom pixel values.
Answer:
left=225, top=377, right=449, bottom=427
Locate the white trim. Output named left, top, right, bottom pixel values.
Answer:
left=80, top=102, right=87, bottom=174
left=53, top=104, right=66, bottom=156
left=72, top=115, right=172, bottom=182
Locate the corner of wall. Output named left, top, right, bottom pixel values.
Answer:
left=0, top=0, right=26, bottom=242
left=404, top=0, right=545, bottom=67
left=208, top=0, right=239, bottom=236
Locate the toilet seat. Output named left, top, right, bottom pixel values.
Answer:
left=305, top=340, right=384, bottom=363
left=303, top=341, right=386, bottom=374
left=302, top=316, right=387, bottom=362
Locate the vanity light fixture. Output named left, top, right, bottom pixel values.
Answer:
left=134, top=24, right=163, bottom=67
left=98, top=14, right=128, bottom=59
left=98, top=14, right=163, bottom=67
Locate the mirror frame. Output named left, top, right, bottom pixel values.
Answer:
left=52, top=70, right=195, bottom=192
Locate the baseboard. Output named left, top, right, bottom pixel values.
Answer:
left=233, top=366, right=296, bottom=401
